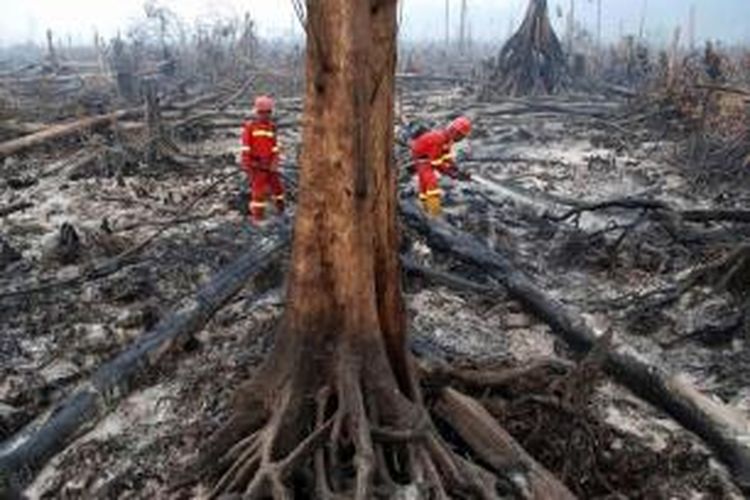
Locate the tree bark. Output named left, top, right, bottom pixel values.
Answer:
left=199, top=2, right=574, bottom=499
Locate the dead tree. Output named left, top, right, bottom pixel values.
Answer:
left=143, top=77, right=163, bottom=166
left=198, top=1, right=573, bottom=498
left=0, top=108, right=141, bottom=159
left=481, top=0, right=569, bottom=97
left=110, top=36, right=138, bottom=103
left=45, top=29, right=59, bottom=70
left=459, top=0, right=468, bottom=54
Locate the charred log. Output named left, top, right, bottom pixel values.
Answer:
left=0, top=109, right=141, bottom=159
left=0, top=230, right=289, bottom=492
left=402, top=200, right=750, bottom=493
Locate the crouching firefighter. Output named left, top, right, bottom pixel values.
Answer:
left=241, top=95, right=285, bottom=226
left=410, top=116, right=472, bottom=216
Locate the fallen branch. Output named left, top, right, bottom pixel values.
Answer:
left=692, top=83, right=750, bottom=99
left=0, top=202, right=33, bottom=218
left=170, top=75, right=259, bottom=131
left=401, top=200, right=750, bottom=492
left=401, top=255, right=498, bottom=295
left=396, top=73, right=475, bottom=86
left=0, top=228, right=290, bottom=491
left=0, top=169, right=240, bottom=299
left=0, top=108, right=141, bottom=159
left=550, top=195, right=750, bottom=225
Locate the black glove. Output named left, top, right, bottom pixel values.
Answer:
left=444, top=166, right=460, bottom=180
left=457, top=170, right=472, bottom=181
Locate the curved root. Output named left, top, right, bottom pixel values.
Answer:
left=205, top=382, right=492, bottom=497
left=199, top=344, right=575, bottom=500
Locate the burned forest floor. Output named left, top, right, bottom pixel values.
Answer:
left=1, top=82, right=749, bottom=499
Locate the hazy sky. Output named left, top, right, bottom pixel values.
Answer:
left=1, top=0, right=748, bottom=48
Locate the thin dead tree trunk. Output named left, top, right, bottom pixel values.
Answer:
left=596, top=0, right=602, bottom=65
left=459, top=0, right=468, bottom=54
left=688, top=4, right=696, bottom=52
left=667, top=26, right=682, bottom=91
left=638, top=0, right=648, bottom=42
left=444, top=0, right=450, bottom=51
left=46, top=29, right=58, bottom=70
left=143, top=78, right=162, bottom=166
left=567, top=0, right=575, bottom=57
left=197, top=1, right=573, bottom=498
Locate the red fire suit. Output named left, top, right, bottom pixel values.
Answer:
left=410, top=129, right=461, bottom=216
left=241, top=119, right=284, bottom=222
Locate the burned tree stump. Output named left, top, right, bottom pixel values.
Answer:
left=481, top=0, right=569, bottom=97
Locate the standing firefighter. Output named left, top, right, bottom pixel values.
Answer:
left=241, top=95, right=285, bottom=226
left=410, top=116, right=472, bottom=216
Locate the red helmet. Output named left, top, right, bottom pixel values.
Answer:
left=254, top=95, right=274, bottom=113
left=448, top=116, right=472, bottom=137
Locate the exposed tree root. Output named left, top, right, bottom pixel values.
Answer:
left=196, top=336, right=575, bottom=499
left=481, top=0, right=569, bottom=98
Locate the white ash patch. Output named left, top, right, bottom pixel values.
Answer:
left=408, top=288, right=509, bottom=362
left=25, top=382, right=177, bottom=498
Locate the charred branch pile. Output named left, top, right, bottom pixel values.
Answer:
left=0, top=229, right=289, bottom=491
left=481, top=0, right=569, bottom=98
left=402, top=201, right=750, bottom=492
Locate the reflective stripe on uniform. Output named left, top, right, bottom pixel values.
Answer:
left=274, top=194, right=284, bottom=200
left=431, top=154, right=452, bottom=166
left=250, top=201, right=267, bottom=208
left=419, top=189, right=442, bottom=200
left=252, top=130, right=275, bottom=138
left=241, top=146, right=252, bottom=152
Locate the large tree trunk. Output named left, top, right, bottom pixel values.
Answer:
left=481, top=0, right=569, bottom=97
left=199, top=1, right=573, bottom=498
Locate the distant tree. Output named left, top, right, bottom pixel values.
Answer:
left=481, top=0, right=569, bottom=97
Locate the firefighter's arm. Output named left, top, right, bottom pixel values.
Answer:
left=438, top=157, right=471, bottom=181
left=437, top=146, right=471, bottom=181
left=433, top=142, right=456, bottom=174
left=240, top=126, right=253, bottom=171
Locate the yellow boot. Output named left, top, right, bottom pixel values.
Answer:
left=420, top=192, right=442, bottom=217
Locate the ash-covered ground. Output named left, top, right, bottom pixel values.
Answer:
left=2, top=85, right=748, bottom=498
